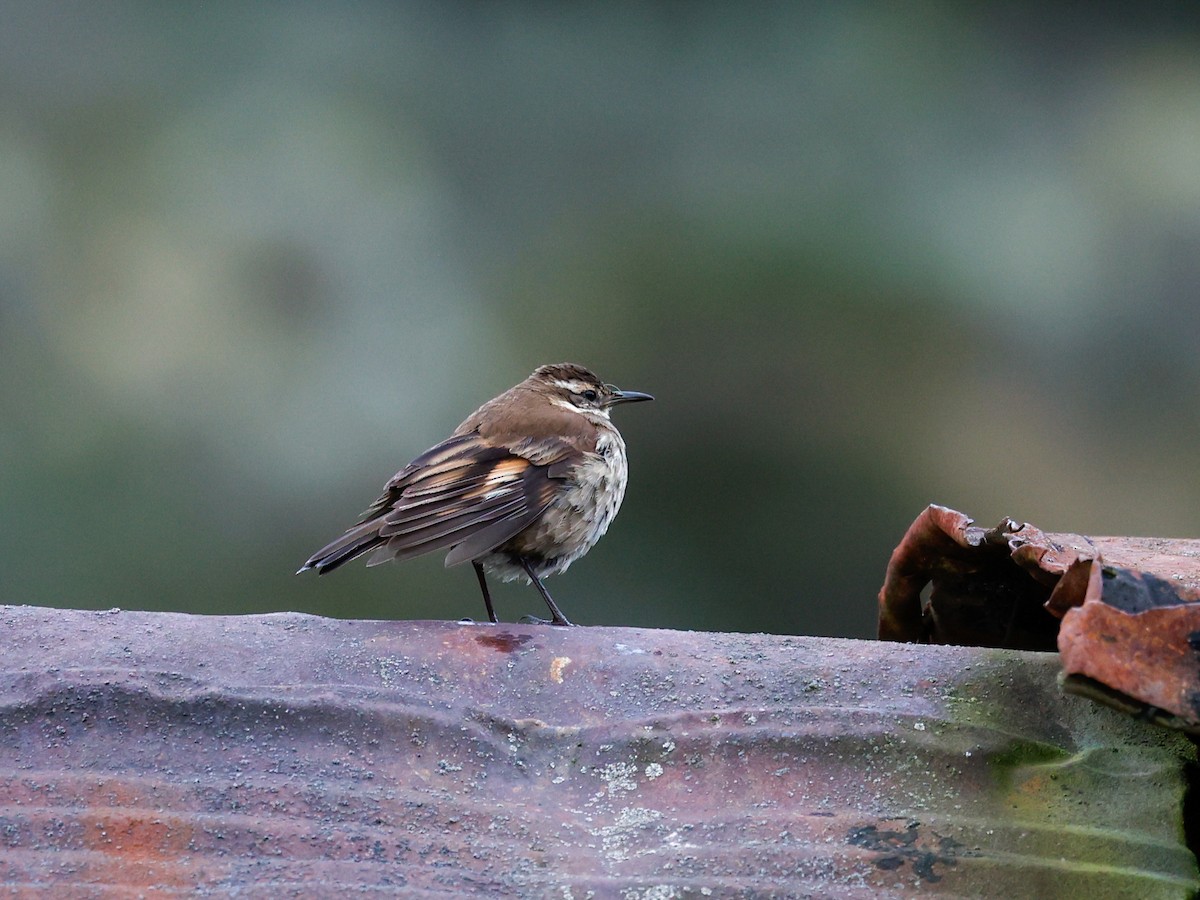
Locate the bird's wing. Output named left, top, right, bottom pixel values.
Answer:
left=357, top=430, right=580, bottom=568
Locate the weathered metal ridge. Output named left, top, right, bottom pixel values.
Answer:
left=1, top=605, right=1195, bottom=896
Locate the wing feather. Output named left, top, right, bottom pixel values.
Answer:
left=381, top=492, right=527, bottom=543
left=442, top=512, right=539, bottom=567
left=305, top=430, right=582, bottom=574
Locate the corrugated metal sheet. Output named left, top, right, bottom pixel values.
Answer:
left=0, top=605, right=1194, bottom=896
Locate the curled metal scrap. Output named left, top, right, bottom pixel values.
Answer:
left=0, top=606, right=1195, bottom=896
left=879, top=503, right=1200, bottom=732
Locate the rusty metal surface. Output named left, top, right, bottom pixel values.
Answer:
left=1054, top=556, right=1200, bottom=733
left=877, top=505, right=1072, bottom=648
left=1059, top=598, right=1200, bottom=732
left=1087, top=536, right=1200, bottom=596
left=879, top=504, right=1200, bottom=734
left=1, top=605, right=1196, bottom=897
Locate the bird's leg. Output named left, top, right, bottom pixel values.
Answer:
left=519, top=558, right=574, bottom=626
left=473, top=562, right=499, bottom=623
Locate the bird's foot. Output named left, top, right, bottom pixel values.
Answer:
left=518, top=613, right=575, bottom=627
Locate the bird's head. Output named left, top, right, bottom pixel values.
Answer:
left=528, top=363, right=654, bottom=419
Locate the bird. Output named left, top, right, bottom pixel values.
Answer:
left=297, top=363, right=653, bottom=626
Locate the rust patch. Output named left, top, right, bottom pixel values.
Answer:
left=475, top=631, right=533, bottom=652
left=847, top=820, right=972, bottom=883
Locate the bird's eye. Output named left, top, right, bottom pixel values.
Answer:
left=581, top=389, right=599, bottom=403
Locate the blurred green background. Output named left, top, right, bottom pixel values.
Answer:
left=4, top=3, right=1200, bottom=638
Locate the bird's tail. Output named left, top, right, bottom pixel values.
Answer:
left=296, top=520, right=386, bottom=575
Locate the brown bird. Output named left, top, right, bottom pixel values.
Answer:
left=298, top=363, right=653, bottom=626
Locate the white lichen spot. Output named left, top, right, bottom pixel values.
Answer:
left=596, top=806, right=663, bottom=863
left=620, top=883, right=680, bottom=900
left=913, top=721, right=926, bottom=731
left=376, top=657, right=407, bottom=687
left=661, top=740, right=676, bottom=754
left=598, top=761, right=639, bottom=795
left=644, top=762, right=664, bottom=779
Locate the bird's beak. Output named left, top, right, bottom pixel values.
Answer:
left=608, top=388, right=654, bottom=405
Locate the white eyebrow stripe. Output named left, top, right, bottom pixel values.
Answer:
left=553, top=379, right=592, bottom=393
left=550, top=396, right=611, bottom=419
left=550, top=397, right=582, bottom=412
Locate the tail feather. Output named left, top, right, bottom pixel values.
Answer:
left=297, top=520, right=386, bottom=575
